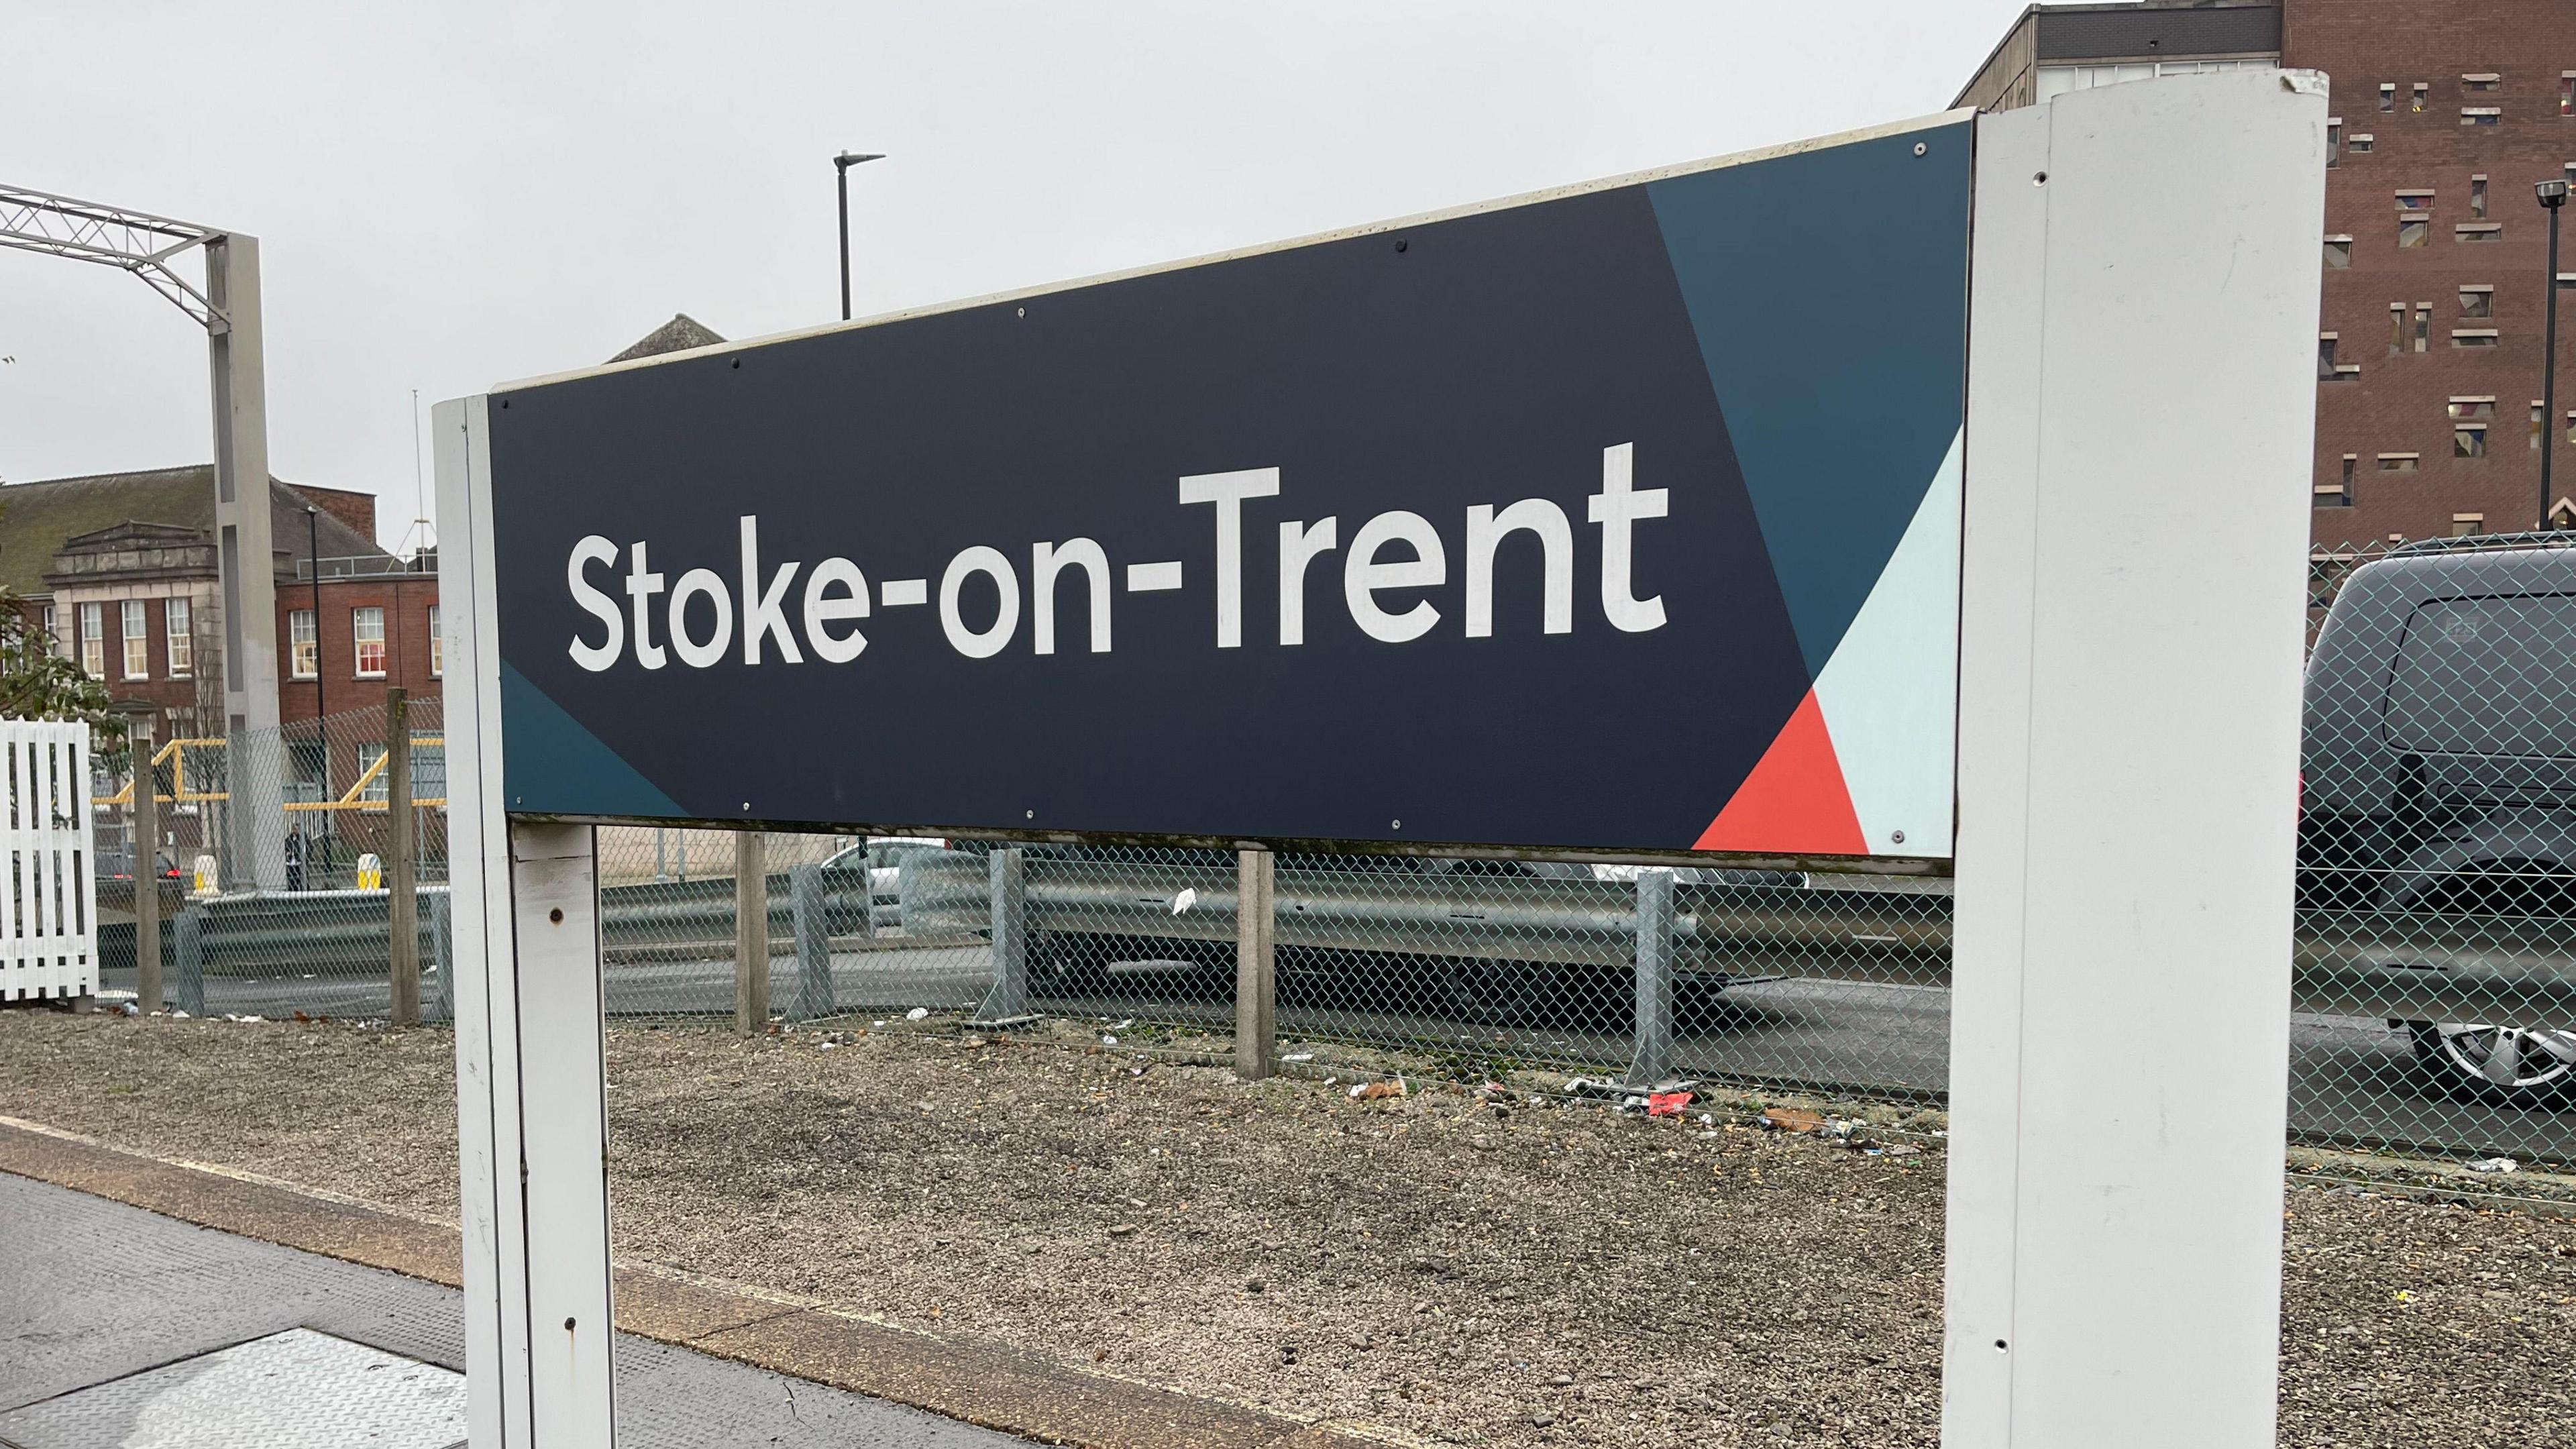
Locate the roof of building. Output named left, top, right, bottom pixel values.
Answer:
left=1953, top=1, right=2280, bottom=107
left=2031, top=1, right=2277, bottom=62
left=608, top=314, right=727, bottom=364
left=0, top=466, right=384, bottom=598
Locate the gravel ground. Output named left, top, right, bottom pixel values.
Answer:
left=2, top=1010, right=2571, bottom=1448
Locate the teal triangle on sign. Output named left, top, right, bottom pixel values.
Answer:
left=1644, top=121, right=1971, bottom=680
left=500, top=659, right=686, bottom=818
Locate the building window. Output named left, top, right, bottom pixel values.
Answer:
left=427, top=604, right=443, bottom=678
left=40, top=605, right=56, bottom=658
left=352, top=606, right=386, bottom=678
left=2400, top=216, right=2429, bottom=248
left=2318, top=456, right=2356, bottom=508
left=78, top=602, right=103, bottom=678
left=2457, top=222, right=2503, bottom=242
left=2454, top=327, right=2500, bottom=347
left=2326, top=235, right=2354, bottom=268
left=2536, top=401, right=2548, bottom=450
left=119, top=600, right=148, bottom=680
left=2563, top=74, right=2575, bottom=115
left=290, top=609, right=317, bottom=679
left=2327, top=120, right=2342, bottom=166
left=2471, top=176, right=2489, bottom=219
left=2390, top=303, right=2407, bottom=355
left=2413, top=83, right=2429, bottom=113
left=2380, top=82, right=2396, bottom=112
left=2456, top=425, right=2488, bottom=458
left=2461, top=106, right=2500, bottom=126
left=2318, top=335, right=2360, bottom=380
left=2379, top=453, right=2420, bottom=472
left=2416, top=305, right=2432, bottom=352
left=2396, top=190, right=2434, bottom=213
left=2453, top=513, right=2485, bottom=537
left=2463, top=73, right=2500, bottom=95
left=164, top=598, right=192, bottom=678
left=2449, top=396, right=2496, bottom=421
left=2567, top=411, right=2576, bottom=446
left=357, top=743, right=390, bottom=803
left=2351, top=133, right=2375, bottom=153
left=2461, top=284, right=2495, bottom=317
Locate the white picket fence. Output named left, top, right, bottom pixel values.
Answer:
left=1, top=719, right=95, bottom=1001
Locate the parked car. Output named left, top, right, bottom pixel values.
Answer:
left=94, top=847, right=182, bottom=883
left=2302, top=533, right=2576, bottom=1103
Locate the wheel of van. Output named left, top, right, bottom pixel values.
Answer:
left=2407, top=1020, right=2576, bottom=1106
left=1029, top=932, right=1110, bottom=1000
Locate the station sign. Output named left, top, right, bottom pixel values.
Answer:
left=484, top=116, right=1970, bottom=857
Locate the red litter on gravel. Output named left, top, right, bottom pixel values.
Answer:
left=1646, top=1091, right=1694, bottom=1118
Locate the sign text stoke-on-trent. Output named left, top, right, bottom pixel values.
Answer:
left=561, top=445, right=1670, bottom=673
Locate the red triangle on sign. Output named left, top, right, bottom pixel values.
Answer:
left=1693, top=690, right=1867, bottom=855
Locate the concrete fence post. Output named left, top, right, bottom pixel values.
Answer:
left=790, top=863, right=834, bottom=1022
left=1627, top=867, right=1676, bottom=1087
left=174, top=903, right=205, bottom=1019
left=735, top=832, right=769, bottom=1035
left=430, top=890, right=453, bottom=1024
left=856, top=840, right=879, bottom=939
left=973, top=847, right=1031, bottom=1026
left=386, top=686, right=419, bottom=1028
left=1234, top=847, right=1277, bottom=1081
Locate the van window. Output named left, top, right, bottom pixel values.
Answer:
left=2386, top=594, right=2576, bottom=757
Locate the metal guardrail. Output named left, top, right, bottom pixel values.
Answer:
left=99, top=864, right=899, bottom=981
left=898, top=851, right=2576, bottom=1029
left=93, top=850, right=2576, bottom=1033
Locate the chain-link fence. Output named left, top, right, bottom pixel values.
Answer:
left=76, top=535, right=2576, bottom=1177
left=2292, top=532, right=2576, bottom=1167
left=93, top=696, right=449, bottom=1022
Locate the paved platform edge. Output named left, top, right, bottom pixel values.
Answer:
left=0, top=1118, right=1405, bottom=1449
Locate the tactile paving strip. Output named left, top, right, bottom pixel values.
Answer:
left=0, top=1327, right=466, bottom=1449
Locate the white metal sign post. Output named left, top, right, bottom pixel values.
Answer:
left=435, top=70, right=2324, bottom=1448
left=1945, top=74, right=2326, bottom=1446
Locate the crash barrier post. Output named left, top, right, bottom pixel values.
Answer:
left=974, top=847, right=1031, bottom=1027
left=386, top=688, right=419, bottom=1028
left=1236, top=847, right=1277, bottom=1081
left=430, top=891, right=453, bottom=1025
left=174, top=904, right=205, bottom=1019
left=734, top=833, right=767, bottom=1034
left=791, top=863, right=834, bottom=1022
left=1627, top=867, right=1676, bottom=1087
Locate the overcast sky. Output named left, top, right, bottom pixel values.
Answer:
left=3, top=1, right=2019, bottom=549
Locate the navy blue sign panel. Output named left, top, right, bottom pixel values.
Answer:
left=486, top=116, right=1972, bottom=857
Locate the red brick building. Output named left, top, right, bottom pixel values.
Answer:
left=1959, top=0, right=2576, bottom=547
left=274, top=551, right=441, bottom=728
left=0, top=466, right=426, bottom=743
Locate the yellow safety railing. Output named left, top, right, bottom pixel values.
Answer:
left=93, top=737, right=229, bottom=806
left=93, top=736, right=447, bottom=811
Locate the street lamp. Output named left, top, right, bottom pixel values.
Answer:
left=834, top=151, right=885, bottom=321
left=2538, top=178, right=2567, bottom=529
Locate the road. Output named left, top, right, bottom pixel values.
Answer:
left=97, top=944, right=2574, bottom=1165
